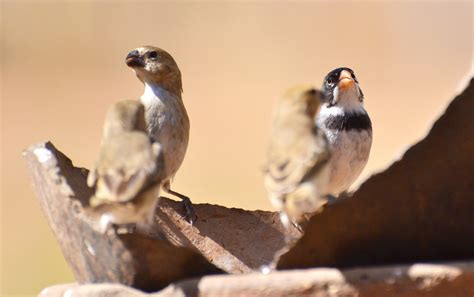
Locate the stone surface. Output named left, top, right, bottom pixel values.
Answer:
left=24, top=142, right=222, bottom=292
left=24, top=142, right=298, bottom=291
left=277, top=78, right=474, bottom=269
left=38, top=261, right=474, bottom=297
left=155, top=198, right=299, bottom=273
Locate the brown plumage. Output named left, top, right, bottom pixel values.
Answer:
left=125, top=46, right=196, bottom=223
left=87, top=100, right=164, bottom=233
left=264, top=86, right=331, bottom=229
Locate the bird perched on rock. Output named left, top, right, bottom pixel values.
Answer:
left=316, top=67, right=372, bottom=197
left=264, top=86, right=331, bottom=231
left=87, top=100, right=165, bottom=233
left=125, top=46, right=196, bottom=223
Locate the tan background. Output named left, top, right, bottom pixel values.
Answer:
left=1, top=1, right=472, bottom=296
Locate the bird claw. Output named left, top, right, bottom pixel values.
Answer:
left=181, top=196, right=198, bottom=225
left=166, top=189, right=198, bottom=224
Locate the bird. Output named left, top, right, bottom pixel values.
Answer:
left=316, top=67, right=372, bottom=198
left=125, top=46, right=196, bottom=223
left=87, top=100, right=165, bottom=233
left=264, top=85, right=331, bottom=231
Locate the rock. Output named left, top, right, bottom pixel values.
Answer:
left=23, top=142, right=222, bottom=292
left=23, top=142, right=298, bottom=291
left=155, top=199, right=300, bottom=273
left=38, top=260, right=474, bottom=297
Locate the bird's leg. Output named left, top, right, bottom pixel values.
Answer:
left=165, top=188, right=198, bottom=224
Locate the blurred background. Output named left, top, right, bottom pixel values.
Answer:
left=1, top=1, right=472, bottom=296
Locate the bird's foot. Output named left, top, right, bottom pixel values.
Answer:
left=180, top=196, right=198, bottom=225
left=167, top=189, right=198, bottom=224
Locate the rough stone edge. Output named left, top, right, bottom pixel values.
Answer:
left=38, top=260, right=474, bottom=297
left=23, top=141, right=224, bottom=291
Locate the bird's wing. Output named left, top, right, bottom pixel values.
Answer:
left=103, top=169, right=150, bottom=202
left=91, top=133, right=158, bottom=206
left=264, top=128, right=329, bottom=196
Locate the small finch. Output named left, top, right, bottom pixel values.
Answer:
left=316, top=68, right=372, bottom=197
left=87, top=100, right=164, bottom=233
left=264, top=86, right=331, bottom=231
left=125, top=46, right=196, bottom=223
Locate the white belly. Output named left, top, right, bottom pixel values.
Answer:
left=140, top=86, right=190, bottom=182
left=145, top=107, right=189, bottom=181
left=324, top=129, right=372, bottom=195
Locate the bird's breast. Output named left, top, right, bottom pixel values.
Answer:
left=324, top=128, right=372, bottom=195
left=142, top=97, right=190, bottom=180
left=317, top=109, right=372, bottom=196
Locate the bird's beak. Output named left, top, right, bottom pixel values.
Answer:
left=125, top=50, right=145, bottom=68
left=338, top=70, right=355, bottom=90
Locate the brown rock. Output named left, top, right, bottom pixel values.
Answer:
left=23, top=142, right=298, bottom=291
left=38, top=260, right=474, bottom=297
left=23, top=142, right=222, bottom=292
left=155, top=198, right=299, bottom=273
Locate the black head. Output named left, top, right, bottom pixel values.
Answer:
left=321, top=67, right=364, bottom=107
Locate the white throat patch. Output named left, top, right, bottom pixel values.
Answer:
left=141, top=83, right=176, bottom=106
left=331, top=85, right=363, bottom=112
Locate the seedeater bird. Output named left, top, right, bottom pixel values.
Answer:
left=316, top=68, right=372, bottom=197
left=87, top=100, right=165, bottom=233
left=264, top=86, right=331, bottom=231
left=125, top=46, right=196, bottom=223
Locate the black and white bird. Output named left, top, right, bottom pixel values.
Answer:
left=316, top=67, right=372, bottom=197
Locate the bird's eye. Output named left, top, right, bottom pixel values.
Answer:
left=327, top=77, right=334, bottom=86
left=148, top=51, right=158, bottom=59
left=351, top=73, right=356, bottom=79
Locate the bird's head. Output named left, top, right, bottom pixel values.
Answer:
left=280, top=85, right=322, bottom=119
left=103, top=100, right=147, bottom=139
left=321, top=67, right=364, bottom=109
left=125, top=46, right=182, bottom=95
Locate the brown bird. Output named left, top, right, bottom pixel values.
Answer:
left=125, top=46, right=196, bottom=223
left=264, top=86, right=331, bottom=231
left=87, top=100, right=165, bottom=233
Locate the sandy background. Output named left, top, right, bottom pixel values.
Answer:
left=1, top=1, right=472, bottom=296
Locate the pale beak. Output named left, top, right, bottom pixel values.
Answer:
left=338, top=70, right=355, bottom=90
